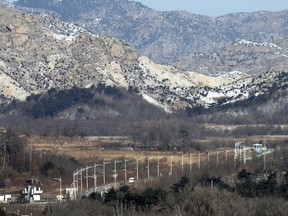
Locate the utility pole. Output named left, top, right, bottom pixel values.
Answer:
left=72, top=171, right=76, bottom=191
left=54, top=177, right=62, bottom=202
left=170, top=155, right=174, bottom=175
left=72, top=171, right=77, bottom=200
left=114, top=160, right=122, bottom=182
left=157, top=156, right=162, bottom=177
left=86, top=165, right=89, bottom=190
left=136, top=157, right=146, bottom=181
left=80, top=167, right=83, bottom=192
left=234, top=142, right=242, bottom=167
left=75, top=169, right=79, bottom=191
left=124, top=159, right=130, bottom=182
left=136, top=158, right=143, bottom=181
left=94, top=163, right=102, bottom=188
left=84, top=165, right=95, bottom=190
left=93, top=164, right=96, bottom=189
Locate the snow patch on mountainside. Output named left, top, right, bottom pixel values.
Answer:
left=50, top=32, right=77, bottom=42
left=200, top=91, right=224, bottom=105
left=237, top=39, right=282, bottom=49
left=142, top=93, right=172, bottom=113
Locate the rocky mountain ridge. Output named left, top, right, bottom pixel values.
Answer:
left=175, top=38, right=288, bottom=75
left=14, top=0, right=288, bottom=68
left=1, top=3, right=288, bottom=114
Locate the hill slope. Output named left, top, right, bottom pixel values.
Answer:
left=1, top=3, right=288, bottom=115
left=14, top=0, right=288, bottom=66
left=175, top=39, right=288, bottom=75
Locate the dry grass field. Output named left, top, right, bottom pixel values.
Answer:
left=26, top=133, right=288, bottom=166
left=27, top=135, right=200, bottom=164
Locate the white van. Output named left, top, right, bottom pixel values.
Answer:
left=128, top=177, right=135, bottom=183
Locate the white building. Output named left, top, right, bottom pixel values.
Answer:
left=0, top=194, right=11, bottom=203
left=22, top=179, right=43, bottom=202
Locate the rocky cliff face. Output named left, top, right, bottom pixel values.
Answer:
left=0, top=3, right=138, bottom=100
left=15, top=0, right=288, bottom=67
left=1, top=3, right=288, bottom=113
left=175, top=39, right=288, bottom=75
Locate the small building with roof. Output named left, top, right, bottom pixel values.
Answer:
left=22, top=178, right=43, bottom=202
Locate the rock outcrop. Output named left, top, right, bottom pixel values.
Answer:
left=175, top=39, right=288, bottom=75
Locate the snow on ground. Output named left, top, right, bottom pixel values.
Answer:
left=237, top=39, right=282, bottom=49
left=142, top=93, right=172, bottom=113
left=200, top=91, right=223, bottom=105
left=50, top=32, right=77, bottom=42
left=139, top=56, right=258, bottom=110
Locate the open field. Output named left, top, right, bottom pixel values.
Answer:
left=26, top=133, right=288, bottom=165
left=27, top=135, right=234, bottom=156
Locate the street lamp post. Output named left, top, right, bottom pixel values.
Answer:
left=80, top=167, right=83, bottom=192
left=114, top=160, right=122, bottom=182
left=170, top=155, right=174, bottom=175
left=54, top=177, right=62, bottom=202
left=243, top=147, right=247, bottom=164
left=83, top=165, right=95, bottom=190
left=94, top=163, right=102, bottom=188
left=86, top=165, right=89, bottom=190
left=124, top=159, right=131, bottom=182
left=75, top=169, right=79, bottom=191
left=72, top=171, right=76, bottom=190
left=72, top=171, right=79, bottom=200
left=157, top=156, right=162, bottom=177
left=136, top=158, right=141, bottom=181
left=157, top=156, right=163, bottom=177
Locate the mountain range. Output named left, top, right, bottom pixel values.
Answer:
left=0, top=1, right=288, bottom=118
left=14, top=0, right=288, bottom=68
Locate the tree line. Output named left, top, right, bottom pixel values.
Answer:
left=44, top=169, right=288, bottom=216
left=1, top=85, right=288, bottom=151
